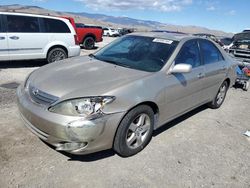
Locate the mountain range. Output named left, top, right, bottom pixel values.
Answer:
left=0, top=4, right=232, bottom=37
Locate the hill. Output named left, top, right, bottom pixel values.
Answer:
left=0, top=4, right=232, bottom=36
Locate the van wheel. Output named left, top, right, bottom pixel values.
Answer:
left=208, top=81, right=229, bottom=109
left=83, top=37, right=95, bottom=50
left=47, top=48, right=67, bottom=63
left=114, top=105, right=154, bottom=157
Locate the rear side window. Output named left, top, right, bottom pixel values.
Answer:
left=175, top=40, right=201, bottom=68
left=0, top=15, right=3, bottom=32
left=7, top=15, right=39, bottom=33
left=199, top=40, right=224, bottom=64
left=43, top=18, right=70, bottom=33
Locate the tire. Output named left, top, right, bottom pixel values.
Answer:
left=107, top=33, right=110, bottom=37
left=83, top=36, right=95, bottom=50
left=114, top=105, right=154, bottom=157
left=208, top=81, right=229, bottom=109
left=47, top=48, right=67, bottom=63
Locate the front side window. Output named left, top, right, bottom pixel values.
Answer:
left=175, top=40, right=201, bottom=68
left=199, top=40, right=224, bottom=64
left=7, top=15, right=39, bottom=33
left=43, top=18, right=70, bottom=33
left=94, top=35, right=178, bottom=72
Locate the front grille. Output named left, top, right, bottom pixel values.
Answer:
left=29, top=85, right=59, bottom=106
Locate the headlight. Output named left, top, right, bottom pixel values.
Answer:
left=48, top=96, right=115, bottom=118
left=24, top=70, right=36, bottom=90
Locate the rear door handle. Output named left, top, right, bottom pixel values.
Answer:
left=197, top=73, right=205, bottom=79
left=9, top=36, right=19, bottom=40
left=0, top=37, right=5, bottom=40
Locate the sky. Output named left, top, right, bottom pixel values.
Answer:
left=0, top=0, right=249, bottom=33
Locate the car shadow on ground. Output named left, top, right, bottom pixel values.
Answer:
left=0, top=60, right=47, bottom=69
left=48, top=105, right=208, bottom=162
left=153, top=105, right=208, bottom=137
left=80, top=46, right=98, bottom=50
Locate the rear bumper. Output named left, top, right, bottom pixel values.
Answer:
left=17, top=86, right=125, bottom=155
left=68, top=45, right=81, bottom=58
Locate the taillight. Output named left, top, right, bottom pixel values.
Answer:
left=74, top=35, right=79, bottom=45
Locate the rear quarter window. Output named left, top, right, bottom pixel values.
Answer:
left=199, top=39, right=224, bottom=64
left=43, top=18, right=70, bottom=33
left=7, top=15, right=40, bottom=33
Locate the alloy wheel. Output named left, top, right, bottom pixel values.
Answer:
left=126, top=113, right=151, bottom=149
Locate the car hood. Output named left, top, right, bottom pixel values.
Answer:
left=30, top=56, right=151, bottom=99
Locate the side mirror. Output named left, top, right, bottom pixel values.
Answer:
left=169, top=64, right=192, bottom=74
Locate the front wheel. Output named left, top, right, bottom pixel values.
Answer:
left=113, top=105, right=154, bottom=157
left=208, top=81, right=229, bottom=109
left=47, top=48, right=67, bottom=63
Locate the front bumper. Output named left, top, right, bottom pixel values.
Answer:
left=17, top=86, right=125, bottom=155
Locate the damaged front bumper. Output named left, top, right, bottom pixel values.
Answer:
left=17, top=86, right=125, bottom=155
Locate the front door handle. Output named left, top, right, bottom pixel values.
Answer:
left=197, top=73, right=205, bottom=79
left=9, top=36, right=19, bottom=40
left=0, top=37, right=5, bottom=40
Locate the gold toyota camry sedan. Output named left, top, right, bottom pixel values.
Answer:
left=17, top=32, right=237, bottom=157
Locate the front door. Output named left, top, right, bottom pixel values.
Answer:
left=161, top=39, right=205, bottom=122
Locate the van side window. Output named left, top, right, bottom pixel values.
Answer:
left=199, top=40, right=224, bottom=64
left=175, top=40, right=201, bottom=68
left=0, top=15, right=3, bottom=33
left=7, top=15, right=39, bottom=33
left=0, top=15, right=2, bottom=32
left=43, top=18, right=70, bottom=33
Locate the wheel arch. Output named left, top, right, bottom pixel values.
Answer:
left=112, top=101, right=159, bottom=147
left=82, top=33, right=96, bottom=43
left=47, top=45, right=68, bottom=58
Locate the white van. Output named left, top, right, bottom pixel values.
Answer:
left=0, top=12, right=80, bottom=63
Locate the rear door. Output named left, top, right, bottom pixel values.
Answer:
left=0, top=14, right=9, bottom=61
left=6, top=14, right=49, bottom=60
left=199, top=39, right=227, bottom=100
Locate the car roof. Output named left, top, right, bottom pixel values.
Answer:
left=128, top=32, right=196, bottom=42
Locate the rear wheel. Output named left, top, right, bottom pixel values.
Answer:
left=47, top=48, right=67, bottom=63
left=114, top=105, right=154, bottom=157
left=83, top=36, right=95, bottom=50
left=208, top=81, right=229, bottom=109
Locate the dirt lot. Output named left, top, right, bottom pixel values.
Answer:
left=0, top=37, right=250, bottom=188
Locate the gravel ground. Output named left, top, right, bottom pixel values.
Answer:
left=0, top=37, right=250, bottom=188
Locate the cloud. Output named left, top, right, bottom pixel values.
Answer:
left=75, top=0, right=193, bottom=12
left=206, top=6, right=215, bottom=11
left=228, top=10, right=236, bottom=16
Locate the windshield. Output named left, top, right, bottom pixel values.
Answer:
left=94, top=35, right=178, bottom=72
left=233, top=32, right=250, bottom=42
